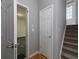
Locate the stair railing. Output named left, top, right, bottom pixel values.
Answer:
left=59, top=25, right=66, bottom=59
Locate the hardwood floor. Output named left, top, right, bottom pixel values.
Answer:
left=30, top=54, right=48, bottom=59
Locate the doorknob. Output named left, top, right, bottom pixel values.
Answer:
left=48, top=35, right=52, bottom=38
left=6, top=41, right=14, bottom=48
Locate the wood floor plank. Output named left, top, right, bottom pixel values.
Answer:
left=30, top=54, right=48, bottom=59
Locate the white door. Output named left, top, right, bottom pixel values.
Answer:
left=1, top=0, right=16, bottom=59
left=40, top=5, right=53, bottom=59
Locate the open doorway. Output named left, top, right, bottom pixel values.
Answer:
left=17, top=3, right=29, bottom=59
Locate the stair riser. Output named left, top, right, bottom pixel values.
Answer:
left=66, top=25, right=78, bottom=29
left=65, top=34, right=78, bottom=38
left=66, top=28, right=78, bottom=30
left=67, top=25, right=78, bottom=27
left=66, top=29, right=78, bottom=31
left=61, top=55, right=68, bottom=59
left=66, top=30, right=78, bottom=34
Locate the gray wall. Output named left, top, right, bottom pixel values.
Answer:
left=74, top=0, right=78, bottom=24
left=18, top=0, right=39, bottom=55
left=1, top=0, right=7, bottom=59
left=54, top=0, right=66, bottom=59
left=38, top=0, right=66, bottom=59
left=38, top=0, right=54, bottom=10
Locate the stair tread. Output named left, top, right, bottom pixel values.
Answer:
left=64, top=41, right=78, bottom=46
left=65, top=37, right=78, bottom=40
left=63, top=46, right=78, bottom=53
left=62, top=52, right=78, bottom=59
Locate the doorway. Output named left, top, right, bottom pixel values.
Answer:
left=40, top=5, right=53, bottom=59
left=17, top=3, right=29, bottom=59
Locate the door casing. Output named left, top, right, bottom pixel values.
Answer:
left=14, top=2, right=30, bottom=59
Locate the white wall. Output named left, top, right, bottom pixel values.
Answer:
left=54, top=0, right=66, bottom=59
left=17, top=5, right=26, bottom=37
left=1, top=0, right=8, bottom=59
left=17, top=17, right=26, bottom=37
left=18, top=0, right=39, bottom=55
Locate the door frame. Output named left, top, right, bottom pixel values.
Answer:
left=14, top=2, right=30, bottom=59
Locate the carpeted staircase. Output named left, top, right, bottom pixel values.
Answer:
left=61, top=25, right=78, bottom=59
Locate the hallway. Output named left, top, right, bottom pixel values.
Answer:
left=1, top=0, right=78, bottom=59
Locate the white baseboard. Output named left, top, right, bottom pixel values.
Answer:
left=29, top=51, right=40, bottom=58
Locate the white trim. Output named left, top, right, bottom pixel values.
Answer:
left=59, top=25, right=66, bottom=59
left=14, top=0, right=17, bottom=59
left=29, top=51, right=40, bottom=58
left=16, top=2, right=30, bottom=59
left=17, top=2, right=29, bottom=9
